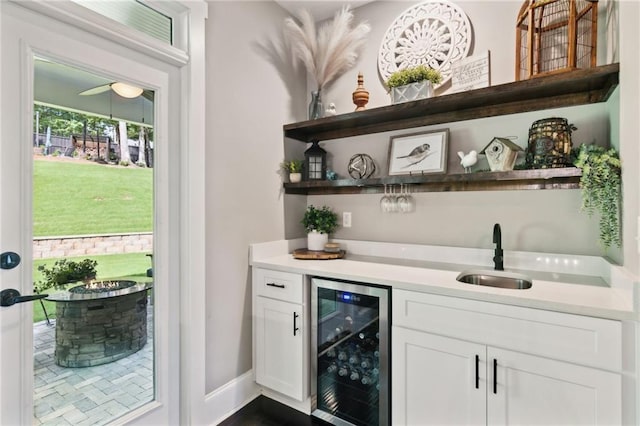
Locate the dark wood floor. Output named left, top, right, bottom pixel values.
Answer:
left=218, top=396, right=332, bottom=426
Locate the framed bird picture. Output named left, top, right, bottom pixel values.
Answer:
left=387, top=129, right=449, bottom=176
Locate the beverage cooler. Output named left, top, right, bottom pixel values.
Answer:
left=311, top=278, right=390, bottom=426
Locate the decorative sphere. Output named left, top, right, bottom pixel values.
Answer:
left=348, top=154, right=376, bottom=179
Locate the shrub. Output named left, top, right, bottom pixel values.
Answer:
left=386, top=65, right=442, bottom=88
left=34, top=258, right=97, bottom=294
left=281, top=159, right=304, bottom=173
left=302, top=205, right=338, bottom=234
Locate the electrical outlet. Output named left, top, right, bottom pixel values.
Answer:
left=343, top=212, right=352, bottom=228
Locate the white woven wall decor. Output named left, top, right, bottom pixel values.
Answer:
left=378, top=0, right=473, bottom=87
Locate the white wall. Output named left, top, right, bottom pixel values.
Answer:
left=204, top=1, right=306, bottom=391
left=297, top=1, right=624, bottom=263
left=202, top=0, right=638, bottom=398
left=618, top=0, right=640, bottom=275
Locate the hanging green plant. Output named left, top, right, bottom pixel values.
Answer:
left=573, top=144, right=622, bottom=249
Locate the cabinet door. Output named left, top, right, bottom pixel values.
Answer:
left=254, top=296, right=305, bottom=401
left=488, top=347, right=621, bottom=425
left=392, top=326, right=486, bottom=426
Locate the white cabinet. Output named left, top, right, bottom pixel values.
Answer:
left=252, top=268, right=307, bottom=401
left=393, top=290, right=622, bottom=425
left=488, top=347, right=621, bottom=425
left=392, top=326, right=486, bottom=425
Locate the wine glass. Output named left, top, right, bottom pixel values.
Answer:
left=396, top=184, right=409, bottom=213
left=380, top=184, right=393, bottom=213
left=398, top=184, right=415, bottom=213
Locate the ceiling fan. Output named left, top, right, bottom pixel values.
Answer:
left=79, top=82, right=154, bottom=101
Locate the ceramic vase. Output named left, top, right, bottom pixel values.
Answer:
left=289, top=172, right=302, bottom=183
left=307, top=230, right=328, bottom=251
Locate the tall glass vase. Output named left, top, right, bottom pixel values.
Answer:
left=309, top=91, right=323, bottom=120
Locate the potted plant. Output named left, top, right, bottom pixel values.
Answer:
left=34, top=258, right=98, bottom=294
left=573, top=144, right=622, bottom=250
left=281, top=159, right=304, bottom=183
left=302, top=205, right=338, bottom=251
left=386, top=64, right=442, bottom=104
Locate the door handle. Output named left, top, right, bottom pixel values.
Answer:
left=475, top=354, right=479, bottom=389
left=266, top=282, right=285, bottom=289
left=493, top=358, right=498, bottom=394
left=1, top=289, right=48, bottom=307
left=293, top=312, right=299, bottom=336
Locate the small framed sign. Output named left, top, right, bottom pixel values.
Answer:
left=451, top=51, right=491, bottom=93
left=387, top=129, right=449, bottom=176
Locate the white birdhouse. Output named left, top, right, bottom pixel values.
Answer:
left=480, top=137, right=523, bottom=172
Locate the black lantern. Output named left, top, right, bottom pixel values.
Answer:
left=304, top=141, right=326, bottom=180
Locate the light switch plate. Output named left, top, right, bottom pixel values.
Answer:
left=343, top=212, right=352, bottom=228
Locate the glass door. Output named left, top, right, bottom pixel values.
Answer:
left=311, top=278, right=390, bottom=426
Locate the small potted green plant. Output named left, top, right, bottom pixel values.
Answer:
left=573, top=144, right=622, bottom=250
left=281, top=159, right=304, bottom=183
left=386, top=64, right=442, bottom=104
left=302, top=205, right=338, bottom=251
left=34, top=258, right=98, bottom=294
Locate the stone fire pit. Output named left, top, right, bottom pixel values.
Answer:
left=46, top=280, right=152, bottom=368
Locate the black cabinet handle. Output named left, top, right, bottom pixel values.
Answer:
left=266, top=282, right=285, bottom=289
left=475, top=355, right=479, bottom=389
left=293, top=312, right=299, bottom=336
left=493, top=358, right=498, bottom=394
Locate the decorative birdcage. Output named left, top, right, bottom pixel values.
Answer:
left=516, top=0, right=598, bottom=80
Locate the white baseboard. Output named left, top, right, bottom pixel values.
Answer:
left=204, top=370, right=261, bottom=425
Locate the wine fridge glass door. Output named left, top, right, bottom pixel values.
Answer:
left=311, top=278, right=390, bottom=426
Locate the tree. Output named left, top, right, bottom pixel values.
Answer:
left=118, top=121, right=131, bottom=164
left=139, top=126, right=151, bottom=167
left=34, top=104, right=114, bottom=138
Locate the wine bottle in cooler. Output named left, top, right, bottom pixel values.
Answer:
left=349, top=367, right=361, bottom=382
left=360, top=356, right=373, bottom=370
left=361, top=373, right=373, bottom=385
left=338, top=363, right=349, bottom=378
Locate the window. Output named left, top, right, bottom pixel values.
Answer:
left=72, top=0, right=172, bottom=44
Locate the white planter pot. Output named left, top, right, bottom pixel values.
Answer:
left=390, top=80, right=434, bottom=104
left=307, top=231, right=328, bottom=251
left=289, top=172, right=302, bottom=183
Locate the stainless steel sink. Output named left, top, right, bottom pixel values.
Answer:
left=456, top=270, right=533, bottom=290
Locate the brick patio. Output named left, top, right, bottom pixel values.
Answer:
left=33, top=302, right=153, bottom=425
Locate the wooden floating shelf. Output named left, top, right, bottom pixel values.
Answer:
left=284, top=63, right=619, bottom=143
left=283, top=168, right=582, bottom=195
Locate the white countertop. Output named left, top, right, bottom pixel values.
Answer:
left=250, top=239, right=638, bottom=321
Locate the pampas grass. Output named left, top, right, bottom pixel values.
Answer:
left=284, top=7, right=370, bottom=92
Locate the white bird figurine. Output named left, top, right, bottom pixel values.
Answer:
left=324, top=103, right=337, bottom=117
left=457, top=150, right=478, bottom=173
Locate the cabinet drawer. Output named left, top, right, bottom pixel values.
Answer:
left=393, top=289, right=621, bottom=370
left=254, top=268, right=304, bottom=304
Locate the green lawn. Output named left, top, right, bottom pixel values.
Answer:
left=33, top=253, right=153, bottom=323
left=33, top=159, right=152, bottom=236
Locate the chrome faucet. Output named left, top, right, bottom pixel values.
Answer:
left=493, top=223, right=504, bottom=271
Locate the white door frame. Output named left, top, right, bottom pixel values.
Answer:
left=0, top=1, right=207, bottom=424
